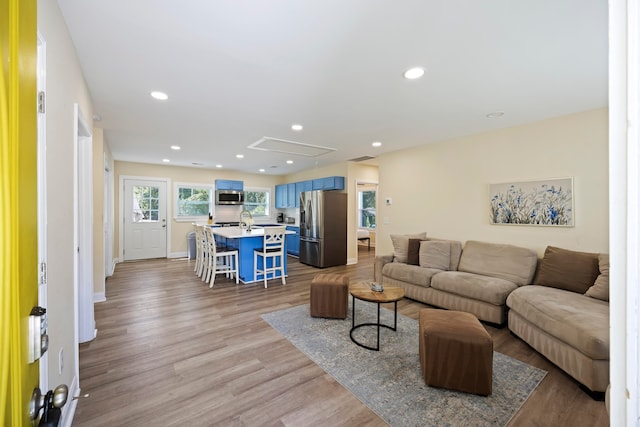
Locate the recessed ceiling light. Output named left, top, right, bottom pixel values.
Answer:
left=403, top=67, right=425, bottom=80
left=372, top=141, right=382, bottom=147
left=291, top=124, right=303, bottom=131
left=151, top=91, right=168, bottom=100
left=286, top=160, right=293, bottom=164
left=236, top=154, right=244, bottom=159
left=215, top=164, right=223, bottom=168
left=171, top=145, right=181, bottom=150
left=162, top=158, right=170, bottom=163
left=486, top=111, right=505, bottom=118
left=259, top=168, right=265, bottom=172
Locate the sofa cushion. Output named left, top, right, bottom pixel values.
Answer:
left=506, top=285, right=609, bottom=359
left=535, top=246, right=599, bottom=294
left=419, top=241, right=451, bottom=270
left=585, top=254, right=609, bottom=301
left=390, top=232, right=427, bottom=263
left=382, top=262, right=440, bottom=288
left=430, top=271, right=518, bottom=305
left=458, top=240, right=538, bottom=286
left=407, top=238, right=425, bottom=265
left=425, top=238, right=463, bottom=271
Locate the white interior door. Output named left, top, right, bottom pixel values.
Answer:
left=123, top=179, right=167, bottom=260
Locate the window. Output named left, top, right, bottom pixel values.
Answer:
left=174, top=183, right=212, bottom=221
left=358, top=189, right=376, bottom=229
left=133, top=185, right=159, bottom=222
left=243, top=187, right=270, bottom=217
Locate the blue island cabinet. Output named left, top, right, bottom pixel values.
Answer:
left=217, top=229, right=289, bottom=284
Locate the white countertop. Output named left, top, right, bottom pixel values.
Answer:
left=210, top=226, right=295, bottom=239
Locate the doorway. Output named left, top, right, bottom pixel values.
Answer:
left=74, top=104, right=94, bottom=345
left=122, top=178, right=168, bottom=261
left=356, top=181, right=378, bottom=257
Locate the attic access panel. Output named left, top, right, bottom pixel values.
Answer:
left=248, top=137, right=336, bottom=157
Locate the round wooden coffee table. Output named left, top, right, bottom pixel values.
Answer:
left=349, top=282, right=405, bottom=351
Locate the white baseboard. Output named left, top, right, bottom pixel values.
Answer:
left=347, top=257, right=358, bottom=265
left=94, top=292, right=106, bottom=303
left=106, top=259, right=116, bottom=277
left=59, top=375, right=79, bottom=427
left=169, top=251, right=189, bottom=259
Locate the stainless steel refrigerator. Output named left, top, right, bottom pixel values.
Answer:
left=299, top=191, right=347, bottom=268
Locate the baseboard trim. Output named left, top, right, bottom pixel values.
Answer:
left=94, top=292, right=106, bottom=303
left=169, top=251, right=189, bottom=259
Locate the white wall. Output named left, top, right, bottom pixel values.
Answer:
left=38, top=0, right=94, bottom=407
left=376, top=108, right=609, bottom=256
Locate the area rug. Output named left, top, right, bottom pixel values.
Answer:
left=261, top=303, right=547, bottom=427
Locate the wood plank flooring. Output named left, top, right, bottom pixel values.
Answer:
left=73, top=250, right=609, bottom=426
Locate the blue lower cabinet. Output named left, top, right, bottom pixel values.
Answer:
left=286, top=226, right=300, bottom=256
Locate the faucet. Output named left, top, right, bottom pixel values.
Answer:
left=239, top=209, right=253, bottom=231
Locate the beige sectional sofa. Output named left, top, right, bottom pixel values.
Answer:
left=374, top=235, right=610, bottom=394
left=374, top=237, right=537, bottom=324
left=507, top=246, right=610, bottom=393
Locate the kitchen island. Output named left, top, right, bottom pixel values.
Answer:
left=210, top=226, right=295, bottom=284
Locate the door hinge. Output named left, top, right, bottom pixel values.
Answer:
left=39, top=262, right=47, bottom=285
left=38, top=91, right=45, bottom=114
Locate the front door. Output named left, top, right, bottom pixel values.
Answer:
left=123, top=179, right=168, bottom=260
left=0, top=0, right=40, bottom=424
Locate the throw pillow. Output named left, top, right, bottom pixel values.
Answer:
left=390, top=232, right=427, bottom=263
left=585, top=253, right=609, bottom=301
left=419, top=240, right=451, bottom=270
left=535, top=246, right=600, bottom=294
left=406, top=238, right=424, bottom=265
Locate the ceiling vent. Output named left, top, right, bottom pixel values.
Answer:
left=348, top=155, right=377, bottom=162
left=248, top=137, right=335, bottom=157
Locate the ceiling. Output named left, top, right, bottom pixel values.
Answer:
left=56, top=0, right=608, bottom=176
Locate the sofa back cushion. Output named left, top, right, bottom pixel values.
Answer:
left=418, top=241, right=451, bottom=270
left=585, top=254, right=610, bottom=301
left=458, top=240, right=538, bottom=286
left=419, top=238, right=462, bottom=271
left=535, top=246, right=600, bottom=294
left=390, top=232, right=427, bottom=263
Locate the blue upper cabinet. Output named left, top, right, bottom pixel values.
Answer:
left=215, top=179, right=243, bottom=191
left=312, top=176, right=344, bottom=191
left=275, top=184, right=288, bottom=208
left=287, top=183, right=296, bottom=207
left=276, top=177, right=344, bottom=209
left=295, top=180, right=312, bottom=207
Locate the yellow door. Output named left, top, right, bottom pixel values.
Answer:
left=0, top=0, right=39, bottom=425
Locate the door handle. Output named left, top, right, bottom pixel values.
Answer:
left=162, top=224, right=166, bottom=228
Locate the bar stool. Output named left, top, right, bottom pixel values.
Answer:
left=194, top=225, right=208, bottom=278
left=254, top=226, right=286, bottom=288
left=203, top=226, right=239, bottom=287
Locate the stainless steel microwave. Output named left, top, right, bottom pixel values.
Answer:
left=215, top=189, right=244, bottom=205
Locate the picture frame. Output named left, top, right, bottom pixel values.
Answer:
left=489, top=177, right=574, bottom=226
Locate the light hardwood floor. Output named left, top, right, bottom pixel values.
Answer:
left=73, top=249, right=609, bottom=426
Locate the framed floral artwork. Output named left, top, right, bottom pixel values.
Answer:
left=489, top=177, right=574, bottom=226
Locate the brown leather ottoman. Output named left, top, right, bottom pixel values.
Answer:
left=310, top=273, right=349, bottom=319
left=419, top=308, right=493, bottom=396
